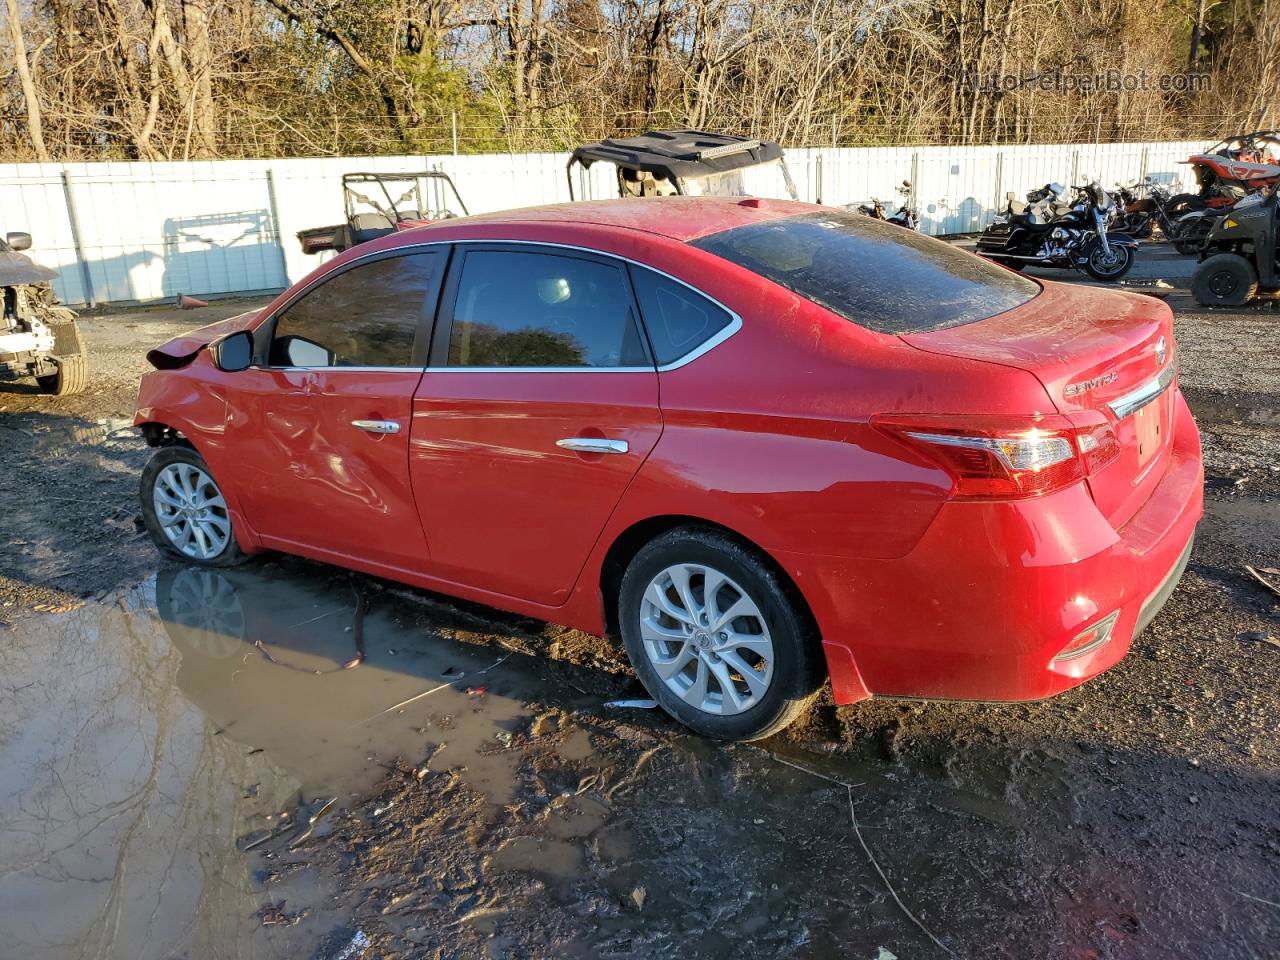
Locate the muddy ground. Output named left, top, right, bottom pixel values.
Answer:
left=0, top=280, right=1277, bottom=960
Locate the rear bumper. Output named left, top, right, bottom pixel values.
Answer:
left=784, top=390, right=1204, bottom=704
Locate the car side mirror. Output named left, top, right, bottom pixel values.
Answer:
left=211, top=330, right=254, bottom=372
left=5, top=231, right=32, bottom=251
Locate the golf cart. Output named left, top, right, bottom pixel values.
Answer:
left=1190, top=181, right=1280, bottom=306
left=298, top=171, right=469, bottom=255
left=1, top=231, right=85, bottom=395
left=567, top=130, right=799, bottom=201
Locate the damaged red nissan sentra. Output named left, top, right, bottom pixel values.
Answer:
left=134, top=197, right=1203, bottom=740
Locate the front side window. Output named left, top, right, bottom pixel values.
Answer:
left=629, top=266, right=733, bottom=366
left=447, top=250, right=648, bottom=368
left=269, top=251, right=441, bottom=367
left=692, top=211, right=1039, bottom=334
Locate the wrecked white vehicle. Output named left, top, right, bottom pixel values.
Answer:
left=0, top=231, right=85, bottom=395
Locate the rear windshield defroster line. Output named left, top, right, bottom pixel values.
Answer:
left=691, top=211, right=1039, bottom=335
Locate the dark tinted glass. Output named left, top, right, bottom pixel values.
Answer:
left=448, top=251, right=648, bottom=368
left=692, top=212, right=1038, bottom=334
left=270, top=252, right=439, bottom=367
left=630, top=266, right=733, bottom=365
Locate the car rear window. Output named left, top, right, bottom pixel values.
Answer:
left=691, top=211, right=1039, bottom=334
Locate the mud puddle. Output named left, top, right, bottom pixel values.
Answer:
left=0, top=560, right=601, bottom=959
left=1, top=557, right=1276, bottom=959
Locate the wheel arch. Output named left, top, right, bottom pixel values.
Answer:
left=138, top=419, right=196, bottom=449
left=597, top=514, right=820, bottom=643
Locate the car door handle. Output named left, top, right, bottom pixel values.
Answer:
left=351, top=419, right=401, bottom=434
left=556, top=437, right=629, bottom=455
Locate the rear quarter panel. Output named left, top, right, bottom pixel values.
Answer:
left=603, top=243, right=1060, bottom=562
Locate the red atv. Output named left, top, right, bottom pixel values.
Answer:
left=298, top=171, right=469, bottom=255
left=1169, top=131, right=1280, bottom=219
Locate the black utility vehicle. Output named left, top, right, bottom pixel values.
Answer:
left=1190, top=183, right=1280, bottom=306
left=567, top=130, right=799, bottom=201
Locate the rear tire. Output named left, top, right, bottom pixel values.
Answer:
left=617, top=528, right=823, bottom=741
left=1191, top=253, right=1258, bottom=307
left=1166, top=194, right=1205, bottom=219
left=1174, top=239, right=1200, bottom=256
left=140, top=446, right=249, bottom=566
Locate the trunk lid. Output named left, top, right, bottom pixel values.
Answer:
left=903, top=281, right=1178, bottom=528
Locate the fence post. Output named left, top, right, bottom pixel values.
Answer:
left=993, top=151, right=1004, bottom=214
left=59, top=170, right=96, bottom=308
left=1070, top=150, right=1079, bottom=189
left=1139, top=146, right=1149, bottom=182
left=815, top=153, right=823, bottom=205
left=452, top=112, right=459, bottom=157
left=264, top=168, right=291, bottom=288
left=909, top=151, right=919, bottom=213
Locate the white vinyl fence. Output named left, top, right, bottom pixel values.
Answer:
left=0, top=140, right=1209, bottom=306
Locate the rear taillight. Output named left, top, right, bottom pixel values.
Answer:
left=872, top=413, right=1115, bottom=500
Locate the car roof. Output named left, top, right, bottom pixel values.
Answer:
left=434, top=196, right=822, bottom=243
left=569, top=129, right=785, bottom=181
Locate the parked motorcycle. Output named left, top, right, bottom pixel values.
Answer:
left=976, top=182, right=1137, bottom=281
left=851, top=180, right=918, bottom=229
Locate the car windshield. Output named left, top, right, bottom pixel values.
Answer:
left=680, top=159, right=799, bottom=202
left=691, top=211, right=1039, bottom=334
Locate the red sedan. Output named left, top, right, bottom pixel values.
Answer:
left=135, top=198, right=1203, bottom=740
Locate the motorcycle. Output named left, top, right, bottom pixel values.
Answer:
left=1109, top=178, right=1173, bottom=238
left=851, top=179, right=918, bottom=230
left=976, top=182, right=1137, bottom=281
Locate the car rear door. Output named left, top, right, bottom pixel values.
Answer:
left=408, top=243, right=661, bottom=606
left=227, top=248, right=445, bottom=570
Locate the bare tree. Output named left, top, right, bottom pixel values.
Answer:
left=5, top=0, right=51, bottom=161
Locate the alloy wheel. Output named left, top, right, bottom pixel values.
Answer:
left=1090, top=246, right=1129, bottom=277
left=153, top=462, right=232, bottom=560
left=638, top=563, right=774, bottom=715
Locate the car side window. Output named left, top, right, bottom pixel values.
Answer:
left=628, top=266, right=733, bottom=366
left=269, top=251, right=441, bottom=368
left=447, top=250, right=649, bottom=368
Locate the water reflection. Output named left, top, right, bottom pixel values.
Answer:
left=0, top=560, right=559, bottom=959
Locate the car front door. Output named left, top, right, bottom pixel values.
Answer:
left=227, top=248, right=445, bottom=571
left=408, top=244, right=662, bottom=606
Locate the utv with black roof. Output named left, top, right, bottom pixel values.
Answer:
left=0, top=231, right=85, bottom=395
left=567, top=129, right=798, bottom=201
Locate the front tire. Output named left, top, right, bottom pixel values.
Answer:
left=140, top=446, right=248, bottom=566
left=35, top=320, right=87, bottom=396
left=617, top=528, right=823, bottom=741
left=1191, top=253, right=1258, bottom=307
left=1083, top=242, right=1135, bottom=281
